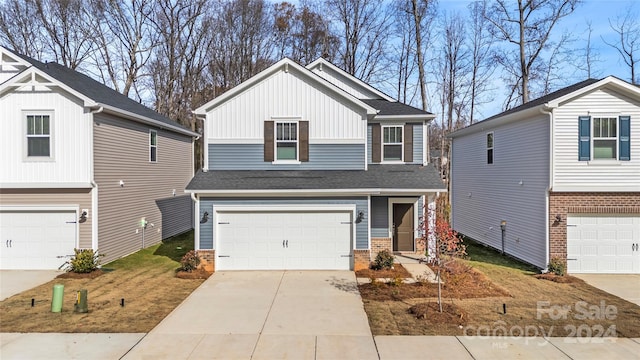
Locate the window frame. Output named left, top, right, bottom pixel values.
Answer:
left=382, top=125, right=404, bottom=162
left=274, top=121, right=299, bottom=163
left=486, top=132, right=494, bottom=165
left=23, top=111, right=54, bottom=161
left=149, top=130, right=157, bottom=163
left=591, top=117, right=618, bottom=160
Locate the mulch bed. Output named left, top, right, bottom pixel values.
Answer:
left=175, top=268, right=212, bottom=279
left=409, top=302, right=469, bottom=326
left=355, top=264, right=412, bottom=279
left=533, top=273, right=583, bottom=284
left=56, top=270, right=105, bottom=279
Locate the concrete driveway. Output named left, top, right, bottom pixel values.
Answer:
left=0, top=270, right=60, bottom=301
left=122, top=271, right=378, bottom=360
left=573, top=274, right=640, bottom=306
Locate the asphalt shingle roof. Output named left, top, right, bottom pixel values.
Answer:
left=186, top=164, right=446, bottom=191
left=13, top=53, right=193, bottom=134
left=360, top=99, right=433, bottom=116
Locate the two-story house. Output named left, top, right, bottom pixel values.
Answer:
left=187, top=58, right=446, bottom=271
left=449, top=76, right=640, bottom=274
left=0, top=47, right=198, bottom=269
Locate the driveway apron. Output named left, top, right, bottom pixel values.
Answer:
left=122, top=271, right=377, bottom=360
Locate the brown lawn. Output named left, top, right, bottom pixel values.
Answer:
left=360, top=242, right=640, bottom=337
left=0, top=232, right=207, bottom=333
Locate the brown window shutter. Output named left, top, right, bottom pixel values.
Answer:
left=404, top=124, right=413, bottom=163
left=299, top=121, right=309, bottom=162
left=372, top=123, right=381, bottom=163
left=264, top=121, right=274, bottom=162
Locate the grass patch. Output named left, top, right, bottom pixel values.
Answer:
left=0, top=231, right=205, bottom=333
left=362, top=240, right=640, bottom=337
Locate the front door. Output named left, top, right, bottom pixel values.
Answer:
left=393, top=203, right=414, bottom=251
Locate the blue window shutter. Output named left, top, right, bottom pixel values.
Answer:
left=578, top=116, right=591, bottom=161
left=619, top=116, right=630, bottom=161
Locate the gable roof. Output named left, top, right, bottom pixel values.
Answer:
left=361, top=98, right=434, bottom=120
left=1, top=47, right=198, bottom=137
left=306, top=58, right=396, bottom=101
left=186, top=164, right=446, bottom=194
left=194, top=57, right=378, bottom=116
left=449, top=76, right=640, bottom=138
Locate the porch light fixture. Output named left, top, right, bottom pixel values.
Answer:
left=355, top=211, right=364, bottom=224
left=78, top=211, right=87, bottom=224
left=200, top=211, right=209, bottom=224
left=555, top=214, right=563, bottom=223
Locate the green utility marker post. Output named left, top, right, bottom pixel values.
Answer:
left=51, top=284, right=64, bottom=312
left=75, top=289, right=88, bottom=313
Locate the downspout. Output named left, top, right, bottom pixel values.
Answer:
left=191, top=192, right=200, bottom=251
left=540, top=106, right=554, bottom=271
left=89, top=106, right=103, bottom=253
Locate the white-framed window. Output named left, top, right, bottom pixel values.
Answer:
left=275, top=122, right=298, bottom=161
left=25, top=113, right=52, bottom=158
left=383, top=125, right=403, bottom=161
left=486, top=132, right=493, bottom=164
left=592, top=117, right=617, bottom=160
left=149, top=130, right=157, bottom=162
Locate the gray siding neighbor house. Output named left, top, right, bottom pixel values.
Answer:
left=187, top=58, right=446, bottom=272
left=449, top=77, right=640, bottom=274
left=0, top=46, right=198, bottom=268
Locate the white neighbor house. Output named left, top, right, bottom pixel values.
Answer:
left=449, top=76, right=640, bottom=274
left=0, top=47, right=198, bottom=269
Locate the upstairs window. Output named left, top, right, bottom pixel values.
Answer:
left=593, top=117, right=617, bottom=159
left=578, top=115, right=630, bottom=161
left=26, top=114, right=51, bottom=157
left=149, top=130, right=157, bottom=162
left=276, top=122, right=298, bottom=160
left=383, top=126, right=403, bottom=161
left=486, top=132, right=494, bottom=164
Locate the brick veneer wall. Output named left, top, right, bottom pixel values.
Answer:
left=549, top=192, right=640, bottom=267
left=353, top=250, right=371, bottom=271
left=196, top=250, right=215, bottom=272
left=371, top=238, right=392, bottom=258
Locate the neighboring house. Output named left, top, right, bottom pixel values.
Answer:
left=187, top=58, right=446, bottom=271
left=0, top=47, right=198, bottom=269
left=449, top=76, right=640, bottom=274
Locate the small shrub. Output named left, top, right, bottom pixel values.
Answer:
left=371, top=250, right=394, bottom=270
left=389, top=277, right=404, bottom=287
left=548, top=257, right=566, bottom=276
left=179, top=250, right=201, bottom=272
left=69, top=248, right=103, bottom=273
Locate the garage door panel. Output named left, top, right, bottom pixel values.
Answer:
left=1, top=211, right=77, bottom=270
left=567, top=214, right=639, bottom=274
left=216, top=210, right=352, bottom=270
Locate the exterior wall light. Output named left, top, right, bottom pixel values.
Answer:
left=200, top=211, right=209, bottom=224
left=354, top=211, right=365, bottom=224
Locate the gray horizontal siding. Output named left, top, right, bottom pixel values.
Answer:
left=209, top=144, right=364, bottom=170
left=156, top=195, right=193, bottom=239
left=367, top=123, right=423, bottom=164
left=371, top=196, right=389, bottom=237
left=199, top=197, right=368, bottom=250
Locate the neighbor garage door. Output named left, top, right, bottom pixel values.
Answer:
left=216, top=211, right=353, bottom=270
left=0, top=211, right=77, bottom=270
left=567, top=214, right=640, bottom=274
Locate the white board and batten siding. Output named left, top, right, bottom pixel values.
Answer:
left=552, top=88, right=640, bottom=192
left=206, top=70, right=366, bottom=144
left=451, top=114, right=550, bottom=268
left=0, top=87, right=92, bottom=186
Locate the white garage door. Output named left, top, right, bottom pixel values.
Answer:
left=0, top=211, right=77, bottom=270
left=216, top=211, right=353, bottom=270
left=567, top=214, right=640, bottom=274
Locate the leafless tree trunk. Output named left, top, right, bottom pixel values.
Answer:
left=411, top=0, right=431, bottom=111
left=603, top=5, right=640, bottom=84
left=484, top=0, right=579, bottom=107
left=0, top=0, right=46, bottom=58
left=467, top=0, right=496, bottom=124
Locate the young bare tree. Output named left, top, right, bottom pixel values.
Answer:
left=410, top=0, right=437, bottom=111
left=90, top=0, right=157, bottom=97
left=484, top=0, right=580, bottom=107
left=33, top=0, right=98, bottom=70
left=603, top=4, right=640, bottom=84
left=467, top=0, right=496, bottom=123
left=578, top=21, right=602, bottom=79
left=323, top=0, right=392, bottom=83
left=0, top=0, right=46, bottom=58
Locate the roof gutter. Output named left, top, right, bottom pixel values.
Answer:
left=92, top=104, right=200, bottom=138
left=448, top=105, right=542, bottom=138
left=184, top=188, right=447, bottom=197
